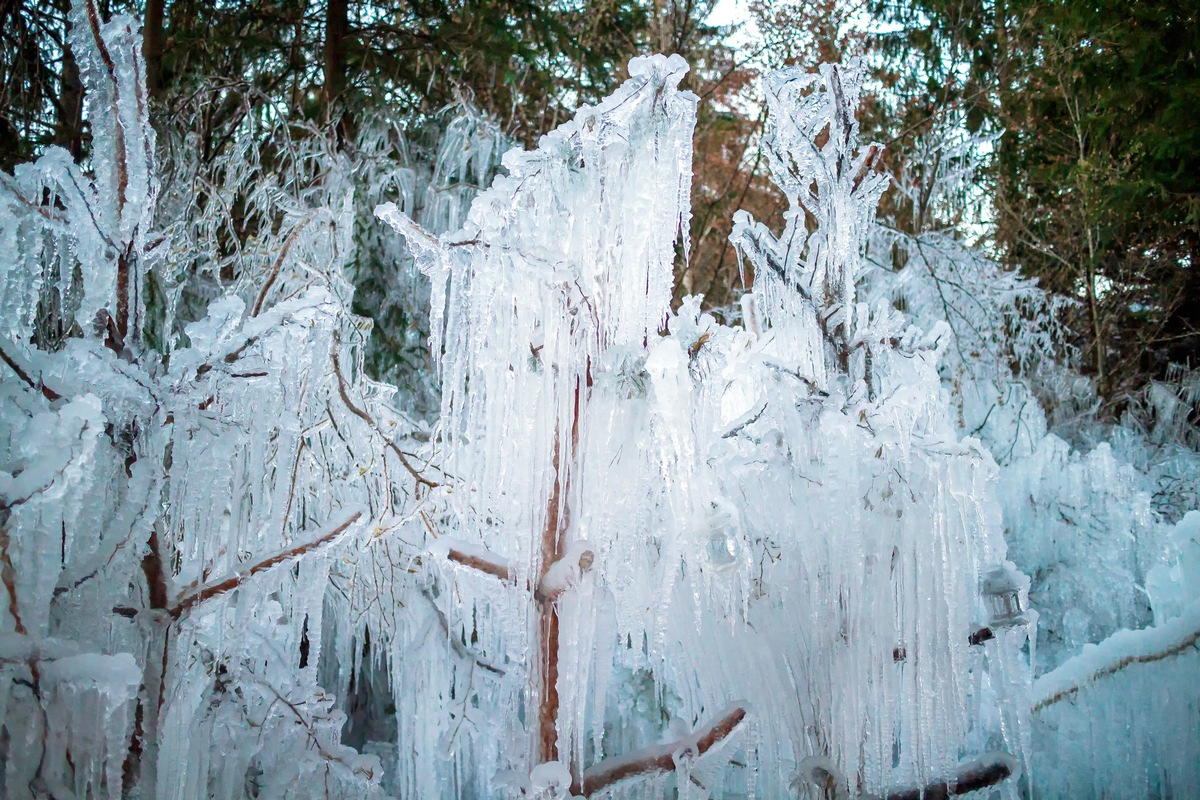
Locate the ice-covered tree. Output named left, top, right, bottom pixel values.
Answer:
left=378, top=57, right=1032, bottom=799
left=3, top=2, right=1198, bottom=798
left=0, top=3, right=433, bottom=797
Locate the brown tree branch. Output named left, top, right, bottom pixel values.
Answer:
left=446, top=546, right=514, bottom=583
left=0, top=340, right=63, bottom=401
left=170, top=511, right=362, bottom=620
left=864, top=753, right=1014, bottom=800
left=572, top=704, right=748, bottom=797
left=330, top=336, right=438, bottom=489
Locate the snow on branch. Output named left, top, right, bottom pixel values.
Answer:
left=442, top=541, right=515, bottom=583
left=1032, top=600, right=1200, bottom=714
left=571, top=704, right=748, bottom=796
left=434, top=538, right=596, bottom=604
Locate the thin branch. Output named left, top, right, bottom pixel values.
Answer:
left=0, top=519, right=28, bottom=636
left=572, top=704, right=748, bottom=797
left=418, top=584, right=505, bottom=676
left=251, top=215, right=316, bottom=317
left=170, top=511, right=362, bottom=620
left=330, top=335, right=438, bottom=489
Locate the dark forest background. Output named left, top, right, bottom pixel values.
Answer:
left=4, top=0, right=1197, bottom=414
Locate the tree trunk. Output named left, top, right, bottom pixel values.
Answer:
left=142, top=0, right=165, bottom=96
left=56, top=46, right=84, bottom=160
left=323, top=0, right=351, bottom=143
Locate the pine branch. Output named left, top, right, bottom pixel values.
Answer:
left=572, top=704, right=748, bottom=797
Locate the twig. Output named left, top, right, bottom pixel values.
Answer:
left=170, top=511, right=362, bottom=619
left=330, top=336, right=438, bottom=488
left=572, top=704, right=748, bottom=796
left=418, top=584, right=505, bottom=676
left=252, top=215, right=316, bottom=317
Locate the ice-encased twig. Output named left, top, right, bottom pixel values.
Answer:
left=170, top=510, right=363, bottom=619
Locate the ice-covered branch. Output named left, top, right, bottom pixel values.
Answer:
left=572, top=704, right=748, bottom=796
left=0, top=341, right=63, bottom=402
left=0, top=520, right=28, bottom=636
left=330, top=334, right=438, bottom=488
left=863, top=753, right=1016, bottom=800
left=443, top=542, right=515, bottom=583
left=170, top=511, right=363, bottom=619
left=1032, top=601, right=1200, bottom=714
left=535, top=543, right=595, bottom=604
left=418, top=584, right=506, bottom=676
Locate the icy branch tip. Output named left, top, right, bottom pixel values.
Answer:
left=627, top=54, right=689, bottom=88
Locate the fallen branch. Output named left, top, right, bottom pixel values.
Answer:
left=864, top=753, right=1014, bottom=800
left=170, top=511, right=362, bottom=619
left=572, top=704, right=748, bottom=796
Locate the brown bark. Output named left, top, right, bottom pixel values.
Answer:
left=536, top=429, right=566, bottom=764
left=142, top=0, right=165, bottom=96
left=55, top=45, right=84, bottom=160
left=170, top=511, right=362, bottom=619
left=535, top=378, right=582, bottom=766
left=323, top=0, right=351, bottom=142
left=865, top=754, right=1013, bottom=800
left=572, top=705, right=748, bottom=796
